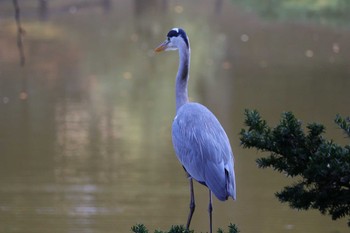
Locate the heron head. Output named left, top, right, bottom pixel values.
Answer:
left=155, top=28, right=189, bottom=52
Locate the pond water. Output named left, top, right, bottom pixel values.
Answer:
left=0, top=1, right=349, bottom=233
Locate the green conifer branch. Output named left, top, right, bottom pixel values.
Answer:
left=240, top=110, right=350, bottom=226
left=131, top=224, right=239, bottom=233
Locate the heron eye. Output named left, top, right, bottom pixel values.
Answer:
left=167, top=37, right=170, bottom=42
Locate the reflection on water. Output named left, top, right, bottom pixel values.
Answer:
left=0, top=1, right=349, bottom=233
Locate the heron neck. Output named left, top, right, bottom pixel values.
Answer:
left=175, top=46, right=190, bottom=112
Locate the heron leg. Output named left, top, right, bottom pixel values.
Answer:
left=186, top=178, right=195, bottom=230
left=208, top=190, right=213, bottom=233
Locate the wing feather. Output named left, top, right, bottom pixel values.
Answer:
left=172, top=103, right=236, bottom=200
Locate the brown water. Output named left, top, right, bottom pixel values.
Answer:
left=0, top=1, right=349, bottom=232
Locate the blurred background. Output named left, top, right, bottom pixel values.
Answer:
left=0, top=0, right=349, bottom=232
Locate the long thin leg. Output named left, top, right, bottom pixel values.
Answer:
left=186, top=178, right=195, bottom=230
left=208, top=190, right=213, bottom=233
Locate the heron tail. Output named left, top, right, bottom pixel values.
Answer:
left=225, top=166, right=236, bottom=200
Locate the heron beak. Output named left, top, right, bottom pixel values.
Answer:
left=154, top=41, right=168, bottom=52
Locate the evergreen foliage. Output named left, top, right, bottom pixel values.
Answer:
left=131, top=224, right=239, bottom=233
left=240, top=110, right=350, bottom=226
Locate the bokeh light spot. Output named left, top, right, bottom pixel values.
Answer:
left=332, top=43, right=340, bottom=53
left=174, top=5, right=184, bottom=14
left=240, top=34, right=249, bottom=42
left=19, top=91, right=28, bottom=100
left=123, top=72, right=132, bottom=80
left=305, top=49, right=314, bottom=58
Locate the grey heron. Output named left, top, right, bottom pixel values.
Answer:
left=155, top=28, right=236, bottom=233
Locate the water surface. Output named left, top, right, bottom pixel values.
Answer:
left=0, top=1, right=349, bottom=232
